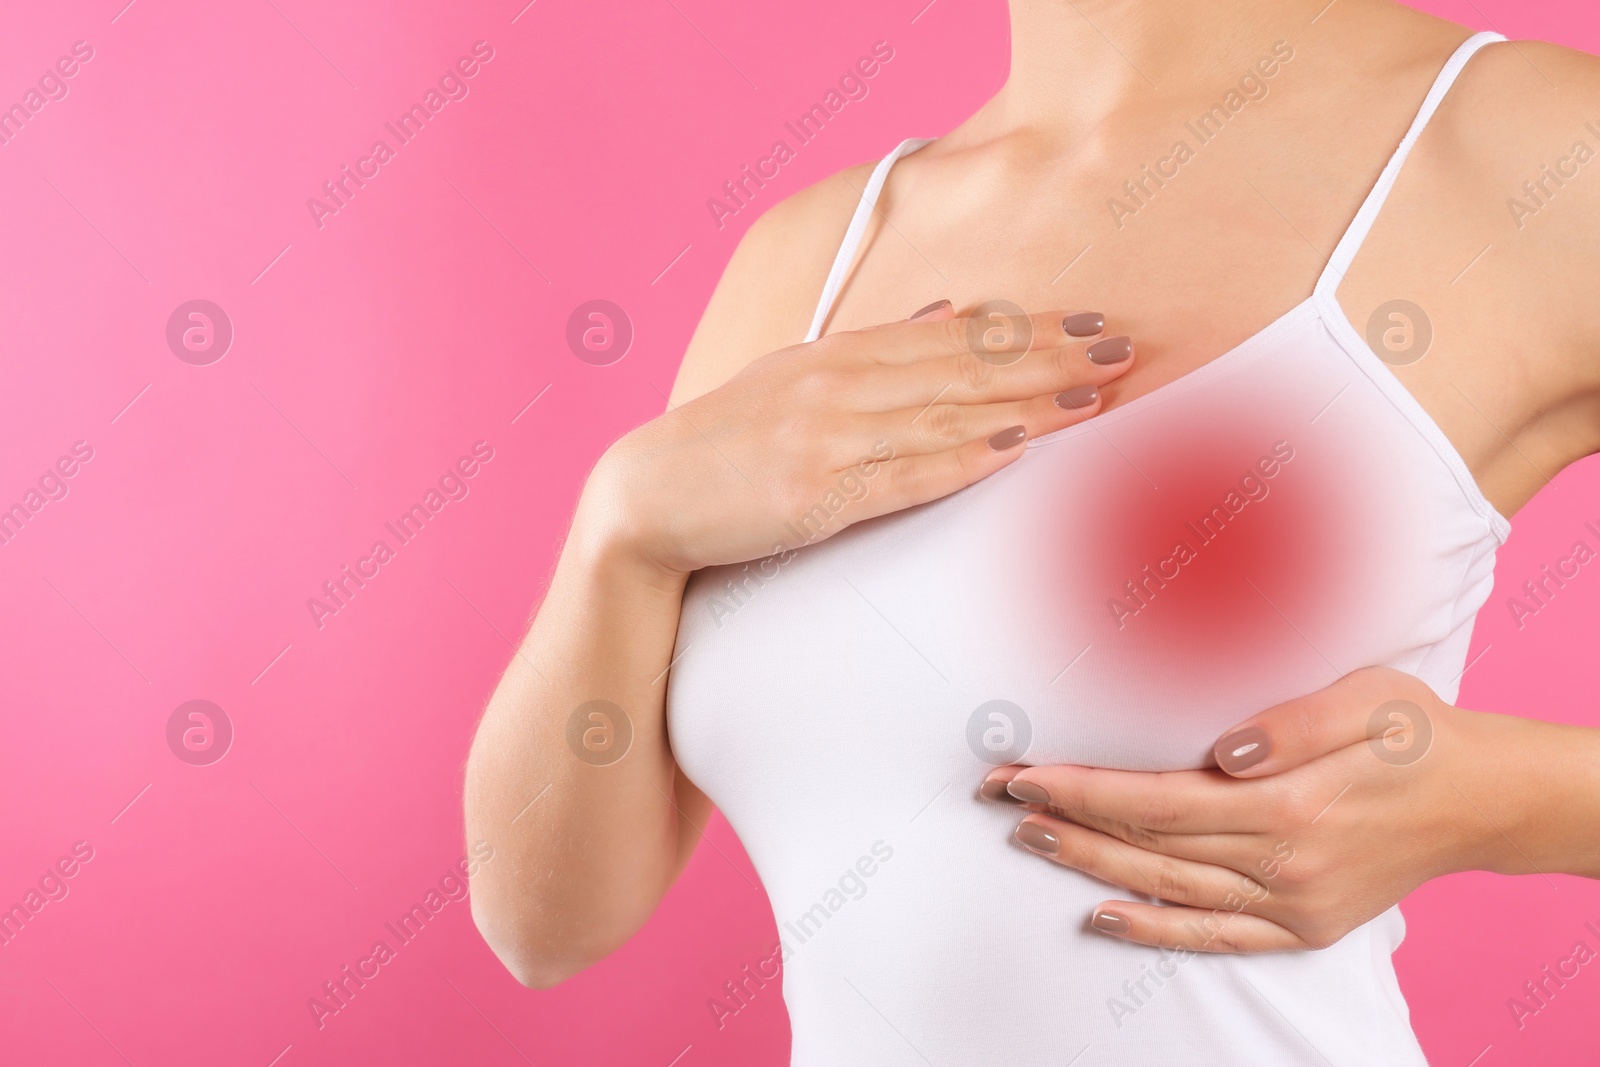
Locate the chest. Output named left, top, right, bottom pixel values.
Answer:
left=814, top=132, right=1528, bottom=491
left=667, top=321, right=1500, bottom=800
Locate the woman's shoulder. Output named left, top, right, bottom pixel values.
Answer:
left=1414, top=33, right=1600, bottom=457
left=1410, top=36, right=1600, bottom=356
left=1427, top=36, right=1600, bottom=252
left=669, top=156, right=881, bottom=405
left=1436, top=35, right=1600, bottom=151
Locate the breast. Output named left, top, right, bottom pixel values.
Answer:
left=670, top=315, right=1494, bottom=783
left=663, top=313, right=1498, bottom=1061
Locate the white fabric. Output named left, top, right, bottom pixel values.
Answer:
left=668, top=31, right=1507, bottom=1066
left=804, top=136, right=935, bottom=343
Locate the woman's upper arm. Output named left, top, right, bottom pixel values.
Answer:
left=661, top=163, right=872, bottom=868
left=667, top=162, right=876, bottom=407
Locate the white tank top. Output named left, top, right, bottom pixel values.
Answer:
left=667, top=31, right=1509, bottom=1066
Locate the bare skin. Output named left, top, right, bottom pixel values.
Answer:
left=466, top=0, right=1600, bottom=984
left=466, top=309, right=1137, bottom=985
left=982, top=667, right=1600, bottom=952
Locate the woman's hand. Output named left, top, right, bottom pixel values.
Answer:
left=980, top=666, right=1600, bottom=953
left=582, top=302, right=1135, bottom=577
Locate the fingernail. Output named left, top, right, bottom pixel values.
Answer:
left=1014, top=822, right=1060, bottom=855
left=1087, top=336, right=1133, bottom=364
left=987, top=425, right=1026, bottom=451
left=1092, top=910, right=1131, bottom=935
left=1215, top=726, right=1271, bottom=773
left=1062, top=312, right=1105, bottom=337
left=980, top=778, right=1024, bottom=803
left=1055, top=385, right=1099, bottom=410
left=1006, top=780, right=1050, bottom=804
left=910, top=299, right=951, bottom=321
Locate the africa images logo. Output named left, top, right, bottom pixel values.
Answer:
left=305, top=41, right=496, bottom=229
left=705, top=41, right=896, bottom=230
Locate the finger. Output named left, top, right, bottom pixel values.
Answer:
left=1037, top=804, right=1263, bottom=868
left=1212, top=667, right=1441, bottom=778
left=861, top=384, right=1106, bottom=460
left=1010, top=799, right=1264, bottom=868
left=993, top=763, right=1272, bottom=834
left=1084, top=901, right=1307, bottom=953
left=976, top=764, right=1024, bottom=802
left=859, top=308, right=1104, bottom=366
left=868, top=332, right=1134, bottom=412
left=861, top=299, right=957, bottom=331
left=851, top=421, right=1033, bottom=518
left=1014, top=814, right=1270, bottom=912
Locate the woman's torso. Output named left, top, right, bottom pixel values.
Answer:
left=664, top=16, right=1592, bottom=1067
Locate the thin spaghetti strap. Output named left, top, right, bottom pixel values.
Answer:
left=1313, top=31, right=1506, bottom=298
left=803, top=137, right=936, bottom=343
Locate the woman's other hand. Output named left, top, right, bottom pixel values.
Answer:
left=981, top=666, right=1600, bottom=952
left=583, top=301, right=1134, bottom=577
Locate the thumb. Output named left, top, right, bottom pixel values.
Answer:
left=1212, top=667, right=1441, bottom=778
left=859, top=299, right=954, bottom=332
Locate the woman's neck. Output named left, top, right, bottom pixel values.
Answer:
left=977, top=0, right=1328, bottom=144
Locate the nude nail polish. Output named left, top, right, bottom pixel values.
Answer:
left=1215, top=726, right=1271, bottom=773
left=1006, top=780, right=1050, bottom=804
left=1092, top=911, right=1131, bottom=934
left=988, top=425, right=1026, bottom=451
left=1062, top=312, right=1105, bottom=337
left=1087, top=336, right=1133, bottom=364
left=1014, top=822, right=1060, bottom=855
left=910, top=299, right=951, bottom=321
left=1055, top=385, right=1099, bottom=410
left=980, top=778, right=1023, bottom=803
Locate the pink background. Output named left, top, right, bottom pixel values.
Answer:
left=1, top=0, right=1597, bottom=1063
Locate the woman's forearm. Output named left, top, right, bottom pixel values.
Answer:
left=1467, top=708, right=1600, bottom=880
left=461, top=297, right=1129, bottom=984
left=464, top=474, right=700, bottom=988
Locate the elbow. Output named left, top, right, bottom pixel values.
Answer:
left=499, top=952, right=585, bottom=991
left=498, top=944, right=592, bottom=991
left=470, top=898, right=602, bottom=990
